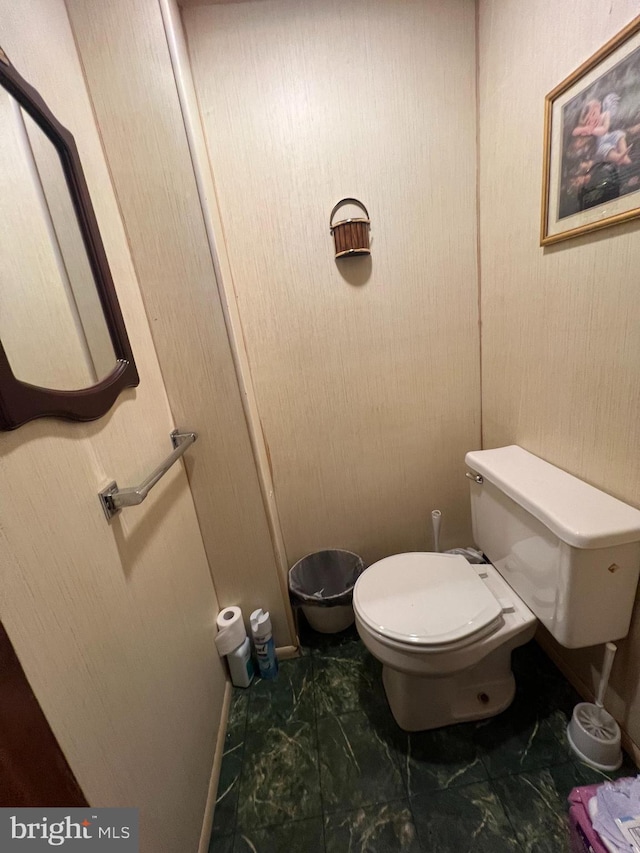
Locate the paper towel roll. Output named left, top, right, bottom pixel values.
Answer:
left=215, top=606, right=247, bottom=657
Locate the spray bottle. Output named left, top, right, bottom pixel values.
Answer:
left=250, top=608, right=279, bottom=679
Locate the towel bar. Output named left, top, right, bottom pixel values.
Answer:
left=99, top=430, right=197, bottom=521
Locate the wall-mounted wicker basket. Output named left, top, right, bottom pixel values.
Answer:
left=330, top=198, right=371, bottom=259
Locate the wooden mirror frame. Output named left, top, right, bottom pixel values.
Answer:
left=0, top=48, right=139, bottom=430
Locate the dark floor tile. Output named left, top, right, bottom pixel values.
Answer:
left=317, top=711, right=405, bottom=813
left=492, top=762, right=589, bottom=853
left=395, top=722, right=488, bottom=796
left=324, top=800, right=421, bottom=853
left=247, top=656, right=315, bottom=726
left=209, top=834, right=234, bottom=853
left=474, top=698, right=572, bottom=779
left=233, top=817, right=324, bottom=852
left=411, top=781, right=519, bottom=852
left=219, top=631, right=607, bottom=852
left=211, top=691, right=250, bottom=837
left=313, top=640, right=386, bottom=718
left=541, top=706, right=574, bottom=744
left=236, top=719, right=321, bottom=831
left=512, top=642, right=581, bottom=718
left=212, top=745, right=244, bottom=837
left=569, top=753, right=638, bottom=783
left=228, top=689, right=250, bottom=745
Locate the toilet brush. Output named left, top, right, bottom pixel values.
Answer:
left=567, top=642, right=622, bottom=772
left=431, top=510, right=441, bottom=553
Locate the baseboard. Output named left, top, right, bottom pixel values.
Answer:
left=276, top=644, right=299, bottom=660
left=197, top=679, right=232, bottom=853
left=535, top=631, right=640, bottom=769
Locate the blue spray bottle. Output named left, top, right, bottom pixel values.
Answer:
left=250, top=608, right=278, bottom=679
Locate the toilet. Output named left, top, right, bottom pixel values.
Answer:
left=353, top=445, right=640, bottom=732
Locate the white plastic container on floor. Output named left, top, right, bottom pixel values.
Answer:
left=302, top=603, right=354, bottom=633
left=214, top=605, right=254, bottom=688
left=566, top=642, right=622, bottom=772
left=226, top=635, right=254, bottom=688
left=290, top=549, right=364, bottom=634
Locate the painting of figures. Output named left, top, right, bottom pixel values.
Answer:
left=542, top=16, right=640, bottom=244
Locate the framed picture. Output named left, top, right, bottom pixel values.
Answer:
left=541, top=15, right=640, bottom=245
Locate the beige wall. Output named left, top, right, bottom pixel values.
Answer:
left=66, top=0, right=294, bottom=646
left=0, top=2, right=226, bottom=849
left=479, top=0, right=640, bottom=746
left=184, top=0, right=481, bottom=565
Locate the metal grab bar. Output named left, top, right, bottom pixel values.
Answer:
left=99, top=430, right=197, bottom=521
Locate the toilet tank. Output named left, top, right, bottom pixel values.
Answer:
left=466, top=446, right=640, bottom=648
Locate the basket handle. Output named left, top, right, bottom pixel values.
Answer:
left=330, top=198, right=370, bottom=229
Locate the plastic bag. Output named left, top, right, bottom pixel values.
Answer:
left=289, top=549, right=365, bottom=608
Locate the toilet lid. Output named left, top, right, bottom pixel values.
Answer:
left=353, top=552, right=502, bottom=647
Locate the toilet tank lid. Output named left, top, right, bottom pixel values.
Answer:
left=465, top=445, right=640, bottom=549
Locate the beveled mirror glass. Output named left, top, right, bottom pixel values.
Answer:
left=0, top=47, right=138, bottom=429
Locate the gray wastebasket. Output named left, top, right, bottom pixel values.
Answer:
left=289, top=549, right=365, bottom=633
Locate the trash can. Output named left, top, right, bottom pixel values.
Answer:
left=289, top=549, right=365, bottom=634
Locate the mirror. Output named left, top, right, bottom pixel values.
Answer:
left=0, top=48, right=138, bottom=429
left=0, top=94, right=116, bottom=389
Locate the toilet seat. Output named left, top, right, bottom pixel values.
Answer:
left=353, top=552, right=504, bottom=650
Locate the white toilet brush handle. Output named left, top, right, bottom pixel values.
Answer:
left=596, top=642, right=617, bottom=708
left=431, top=510, right=441, bottom=553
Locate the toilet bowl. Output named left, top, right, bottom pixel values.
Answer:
left=353, top=552, right=536, bottom=731
left=353, top=445, right=640, bottom=733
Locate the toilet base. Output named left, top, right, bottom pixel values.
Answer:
left=382, top=645, right=516, bottom=731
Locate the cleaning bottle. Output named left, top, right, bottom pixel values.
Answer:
left=250, top=608, right=278, bottom=679
left=226, top=635, right=254, bottom=689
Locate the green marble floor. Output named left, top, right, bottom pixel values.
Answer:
left=208, top=620, right=637, bottom=853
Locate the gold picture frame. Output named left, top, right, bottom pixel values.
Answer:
left=541, top=15, right=640, bottom=245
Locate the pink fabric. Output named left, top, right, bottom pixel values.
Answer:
left=569, top=783, right=607, bottom=809
left=567, top=783, right=634, bottom=853
left=568, top=802, right=610, bottom=853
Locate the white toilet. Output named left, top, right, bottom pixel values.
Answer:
left=353, top=445, right=640, bottom=731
